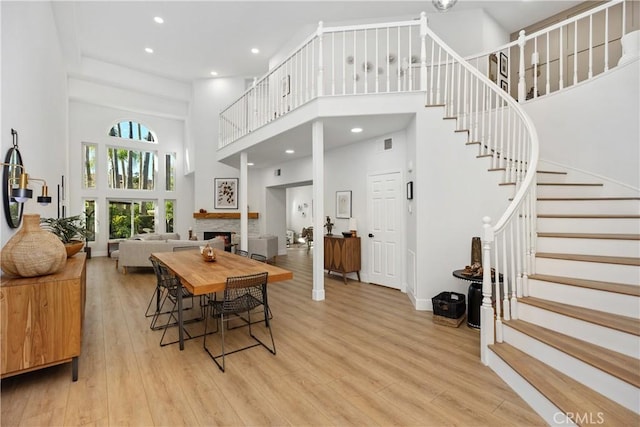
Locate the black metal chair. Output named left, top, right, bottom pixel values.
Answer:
left=147, top=256, right=205, bottom=346
left=203, top=272, right=275, bottom=372
left=250, top=253, right=267, bottom=263
left=235, top=249, right=249, bottom=257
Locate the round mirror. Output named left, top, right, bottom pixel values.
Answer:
left=3, top=147, right=24, bottom=228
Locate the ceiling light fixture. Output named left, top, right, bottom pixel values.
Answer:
left=432, top=0, right=458, bottom=12
left=251, top=48, right=260, bottom=54
left=285, top=149, right=295, bottom=154
left=210, top=71, right=218, bottom=76
left=247, top=162, right=255, bottom=166
left=351, top=127, right=363, bottom=133
left=145, top=47, right=154, bottom=54
left=153, top=16, right=164, bottom=24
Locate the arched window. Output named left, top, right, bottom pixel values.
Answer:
left=108, top=120, right=156, bottom=143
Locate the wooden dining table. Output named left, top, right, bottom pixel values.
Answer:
left=151, top=248, right=293, bottom=350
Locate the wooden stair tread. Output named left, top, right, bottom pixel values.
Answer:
left=537, top=182, right=604, bottom=186
left=505, top=319, right=640, bottom=388
left=536, top=252, right=640, bottom=266
left=538, top=213, right=640, bottom=219
left=529, top=273, right=640, bottom=297
left=520, top=297, right=640, bottom=336
left=537, top=170, right=567, bottom=175
left=537, top=232, right=640, bottom=240
left=490, top=343, right=640, bottom=426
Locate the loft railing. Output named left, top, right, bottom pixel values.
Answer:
left=465, top=0, right=629, bottom=102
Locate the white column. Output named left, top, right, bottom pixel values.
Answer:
left=312, top=120, right=325, bottom=301
left=240, top=152, right=248, bottom=251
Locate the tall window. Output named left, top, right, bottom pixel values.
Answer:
left=165, top=199, right=175, bottom=232
left=82, top=143, right=97, bottom=188
left=107, top=148, right=156, bottom=190
left=83, top=199, right=96, bottom=242
left=108, top=200, right=156, bottom=238
left=109, top=120, right=156, bottom=142
left=165, top=153, right=176, bottom=191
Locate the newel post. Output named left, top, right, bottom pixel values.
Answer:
left=317, top=21, right=324, bottom=97
left=481, top=216, right=495, bottom=365
left=517, top=30, right=526, bottom=103
left=419, top=11, right=428, bottom=91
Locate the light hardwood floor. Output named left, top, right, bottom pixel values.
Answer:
left=1, top=247, right=545, bottom=426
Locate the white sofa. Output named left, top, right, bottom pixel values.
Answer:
left=114, top=233, right=225, bottom=273
left=247, top=235, right=279, bottom=263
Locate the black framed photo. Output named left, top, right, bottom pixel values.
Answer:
left=407, top=181, right=413, bottom=200
left=214, top=178, right=238, bottom=209
left=336, top=190, right=352, bottom=218
left=281, top=74, right=290, bottom=97
left=499, top=52, right=508, bottom=78
left=500, top=79, right=509, bottom=92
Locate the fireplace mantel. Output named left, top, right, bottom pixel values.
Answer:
left=193, top=212, right=259, bottom=219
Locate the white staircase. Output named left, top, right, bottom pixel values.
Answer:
left=489, top=167, right=640, bottom=425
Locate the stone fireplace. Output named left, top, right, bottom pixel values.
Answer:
left=204, top=231, right=233, bottom=252
left=193, top=212, right=260, bottom=243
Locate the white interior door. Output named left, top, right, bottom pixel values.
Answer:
left=367, top=171, right=402, bottom=289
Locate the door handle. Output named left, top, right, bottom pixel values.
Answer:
left=368, top=233, right=374, bottom=238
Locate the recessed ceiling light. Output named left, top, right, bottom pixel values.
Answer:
left=351, top=127, right=363, bottom=133
left=210, top=71, right=218, bottom=76
left=285, top=149, right=295, bottom=154
left=247, top=162, right=255, bottom=166
left=153, top=16, right=164, bottom=24
left=145, top=47, right=154, bottom=54
left=251, top=48, right=260, bottom=54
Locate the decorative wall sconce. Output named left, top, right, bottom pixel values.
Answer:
left=432, top=0, right=458, bottom=12
left=2, top=129, right=51, bottom=228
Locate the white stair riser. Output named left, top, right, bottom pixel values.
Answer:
left=537, top=200, right=640, bottom=215
left=534, top=257, right=639, bottom=285
left=487, top=351, right=573, bottom=426
left=517, top=303, right=640, bottom=358
left=528, top=279, right=640, bottom=318
left=502, top=326, right=640, bottom=413
left=536, top=173, right=568, bottom=183
left=536, top=185, right=605, bottom=198
left=537, top=217, right=640, bottom=234
left=537, top=237, right=640, bottom=258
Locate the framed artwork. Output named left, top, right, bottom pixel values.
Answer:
left=500, top=79, right=509, bottom=92
left=407, top=181, right=414, bottom=200
left=336, top=190, right=352, bottom=218
left=214, top=178, right=238, bottom=209
left=500, top=52, right=508, bottom=78
left=488, top=53, right=498, bottom=83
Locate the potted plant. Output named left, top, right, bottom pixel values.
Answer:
left=40, top=215, right=92, bottom=257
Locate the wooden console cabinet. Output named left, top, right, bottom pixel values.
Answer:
left=324, top=235, right=361, bottom=284
left=1, top=253, right=87, bottom=381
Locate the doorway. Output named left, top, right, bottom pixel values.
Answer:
left=366, top=171, right=403, bottom=290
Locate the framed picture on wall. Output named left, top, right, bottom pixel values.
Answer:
left=214, top=178, right=238, bottom=209
left=500, top=79, right=509, bottom=92
left=500, top=52, right=508, bottom=78
left=336, top=190, right=352, bottom=218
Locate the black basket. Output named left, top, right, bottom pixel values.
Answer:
left=432, top=291, right=466, bottom=319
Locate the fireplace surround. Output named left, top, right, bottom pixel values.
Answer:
left=204, top=231, right=232, bottom=252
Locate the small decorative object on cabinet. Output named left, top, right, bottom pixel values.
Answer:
left=324, top=235, right=361, bottom=284
left=40, top=215, right=92, bottom=258
left=1, top=254, right=86, bottom=381
left=1, top=213, right=66, bottom=277
left=324, top=216, right=334, bottom=235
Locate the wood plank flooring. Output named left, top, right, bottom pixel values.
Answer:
left=1, top=247, right=544, bottom=426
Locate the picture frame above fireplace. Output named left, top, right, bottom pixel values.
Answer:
left=214, top=178, right=238, bottom=209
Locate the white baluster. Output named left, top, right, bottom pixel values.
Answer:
left=429, top=38, right=435, bottom=104
left=375, top=28, right=379, bottom=93
left=604, top=8, right=609, bottom=72
left=502, top=232, right=510, bottom=321
left=588, top=15, right=593, bottom=79
left=573, top=21, right=578, bottom=84
left=317, top=22, right=324, bottom=97
left=481, top=216, right=495, bottom=366
left=420, top=12, right=427, bottom=91
left=518, top=30, right=526, bottom=102
left=559, top=26, right=564, bottom=90
left=364, top=28, right=368, bottom=94
left=545, top=33, right=550, bottom=95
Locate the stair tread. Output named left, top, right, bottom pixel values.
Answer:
left=537, top=182, right=604, bottom=186
left=536, top=252, right=640, bottom=266
left=490, top=343, right=640, bottom=426
left=529, top=273, right=640, bottom=297
left=505, top=319, right=640, bottom=388
left=537, top=170, right=567, bottom=175
left=537, top=197, right=640, bottom=201
left=537, top=232, right=640, bottom=240
left=538, top=213, right=640, bottom=219
left=520, top=296, right=640, bottom=336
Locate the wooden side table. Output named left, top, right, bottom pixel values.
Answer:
left=324, top=235, right=361, bottom=284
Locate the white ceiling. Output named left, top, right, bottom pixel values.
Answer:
left=54, top=0, right=584, bottom=82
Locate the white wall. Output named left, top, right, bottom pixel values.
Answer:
left=286, top=185, right=313, bottom=233
left=522, top=59, right=640, bottom=189
left=1, top=2, right=67, bottom=246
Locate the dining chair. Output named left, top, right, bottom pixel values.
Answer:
left=203, top=271, right=275, bottom=372
left=250, top=253, right=267, bottom=263
left=235, top=249, right=249, bottom=257
left=147, top=256, right=205, bottom=346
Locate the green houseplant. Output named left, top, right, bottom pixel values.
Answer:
left=40, top=215, right=92, bottom=257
